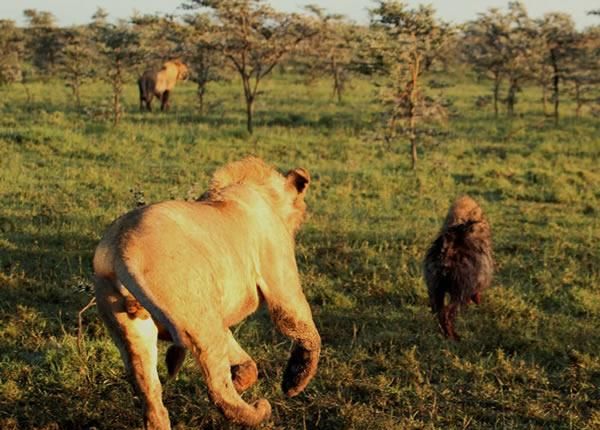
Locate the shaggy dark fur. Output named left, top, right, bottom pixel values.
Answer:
left=424, top=196, right=493, bottom=340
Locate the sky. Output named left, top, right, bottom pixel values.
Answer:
left=1, top=0, right=598, bottom=29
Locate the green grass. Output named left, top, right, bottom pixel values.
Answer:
left=0, top=71, right=599, bottom=429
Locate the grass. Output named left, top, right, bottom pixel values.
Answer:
left=0, top=70, right=599, bottom=429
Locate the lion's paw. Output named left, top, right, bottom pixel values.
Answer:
left=282, top=348, right=314, bottom=397
left=232, top=360, right=258, bottom=393
left=253, top=398, right=272, bottom=420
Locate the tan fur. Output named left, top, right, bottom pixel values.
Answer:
left=443, top=195, right=485, bottom=228
left=93, top=157, right=320, bottom=429
left=154, top=60, right=189, bottom=93
left=138, top=60, right=189, bottom=111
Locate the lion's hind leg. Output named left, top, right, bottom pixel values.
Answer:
left=183, top=324, right=271, bottom=426
left=226, top=330, right=258, bottom=393
left=94, top=277, right=171, bottom=430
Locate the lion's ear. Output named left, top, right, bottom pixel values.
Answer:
left=286, top=168, right=310, bottom=194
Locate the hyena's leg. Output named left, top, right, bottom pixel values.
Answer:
left=94, top=277, right=170, bottom=430
left=183, top=324, right=271, bottom=426
left=439, top=303, right=460, bottom=341
left=226, top=330, right=258, bottom=393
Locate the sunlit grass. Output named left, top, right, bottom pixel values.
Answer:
left=0, top=71, right=599, bottom=429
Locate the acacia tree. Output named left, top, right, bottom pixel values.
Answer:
left=23, top=9, right=64, bottom=79
left=464, top=2, right=541, bottom=117
left=537, top=13, right=577, bottom=124
left=463, top=8, right=510, bottom=117
left=131, top=13, right=185, bottom=63
left=182, top=14, right=224, bottom=114
left=565, top=26, right=600, bottom=117
left=370, top=1, right=453, bottom=170
left=58, top=26, right=95, bottom=108
left=501, top=2, right=541, bottom=116
left=303, top=5, right=362, bottom=103
left=0, top=20, right=24, bottom=86
left=91, top=11, right=145, bottom=125
left=187, top=0, right=317, bottom=133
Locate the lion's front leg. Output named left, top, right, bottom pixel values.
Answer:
left=260, top=278, right=321, bottom=398
left=272, top=304, right=321, bottom=397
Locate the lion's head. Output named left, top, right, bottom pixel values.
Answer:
left=208, top=157, right=310, bottom=235
left=165, top=59, right=189, bottom=81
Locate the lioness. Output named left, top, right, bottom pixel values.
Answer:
left=93, top=157, right=321, bottom=429
left=138, top=59, right=189, bottom=112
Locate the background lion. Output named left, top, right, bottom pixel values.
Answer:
left=138, top=59, right=189, bottom=112
left=423, top=195, right=494, bottom=340
left=93, top=157, right=321, bottom=429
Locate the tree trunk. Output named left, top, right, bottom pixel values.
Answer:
left=574, top=82, right=581, bottom=118
left=113, top=88, right=120, bottom=125
left=506, top=78, right=517, bottom=117
left=73, top=81, right=81, bottom=109
left=493, top=74, right=500, bottom=118
left=409, top=52, right=420, bottom=170
left=550, top=49, right=559, bottom=126
left=242, top=75, right=257, bottom=134
left=331, top=58, right=342, bottom=104
left=112, top=62, right=122, bottom=126
left=246, top=96, right=254, bottom=134
left=197, top=83, right=205, bottom=115
left=410, top=134, right=417, bottom=170
left=22, top=83, right=33, bottom=106
left=541, top=83, right=547, bottom=116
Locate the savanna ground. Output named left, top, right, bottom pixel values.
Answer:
left=0, top=70, right=599, bottom=429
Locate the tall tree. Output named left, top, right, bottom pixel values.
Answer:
left=182, top=14, right=225, bottom=114
left=131, top=13, right=184, bottom=62
left=537, top=12, right=577, bottom=124
left=58, top=26, right=95, bottom=108
left=0, top=20, right=24, bottom=86
left=565, top=26, right=600, bottom=117
left=464, top=2, right=541, bottom=117
left=22, top=9, right=63, bottom=79
left=91, top=13, right=145, bottom=125
left=501, top=2, right=541, bottom=116
left=463, top=8, right=510, bottom=117
left=370, top=0, right=453, bottom=170
left=187, top=0, right=317, bottom=134
left=303, top=5, right=362, bottom=103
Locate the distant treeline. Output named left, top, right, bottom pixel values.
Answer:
left=0, top=1, right=598, bottom=163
